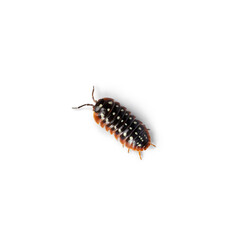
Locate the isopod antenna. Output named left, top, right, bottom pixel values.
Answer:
left=72, top=86, right=96, bottom=109
left=72, top=104, right=94, bottom=109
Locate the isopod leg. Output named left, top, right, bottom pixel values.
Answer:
left=138, top=151, right=142, bottom=160
left=150, top=143, right=156, bottom=147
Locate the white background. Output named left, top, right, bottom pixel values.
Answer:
left=0, top=0, right=240, bottom=239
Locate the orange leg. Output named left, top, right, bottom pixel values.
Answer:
left=150, top=143, right=156, bottom=147
left=128, top=149, right=130, bottom=153
left=138, top=151, right=142, bottom=160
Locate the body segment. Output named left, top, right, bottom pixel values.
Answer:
left=93, top=98, right=151, bottom=152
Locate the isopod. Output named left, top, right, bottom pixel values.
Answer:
left=72, top=87, right=155, bottom=159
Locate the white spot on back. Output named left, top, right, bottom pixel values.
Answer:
left=107, top=108, right=110, bottom=111
left=135, top=132, right=138, bottom=135
left=121, top=109, right=124, bottom=112
left=117, top=116, right=120, bottom=119
left=112, top=112, right=115, bottom=115
left=123, top=132, right=127, bottom=137
left=108, top=101, right=112, bottom=104
left=130, top=136, right=133, bottom=140
left=134, top=121, right=137, bottom=124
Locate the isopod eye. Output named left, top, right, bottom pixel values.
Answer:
left=94, top=99, right=105, bottom=113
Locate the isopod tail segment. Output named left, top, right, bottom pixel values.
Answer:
left=72, top=86, right=156, bottom=160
